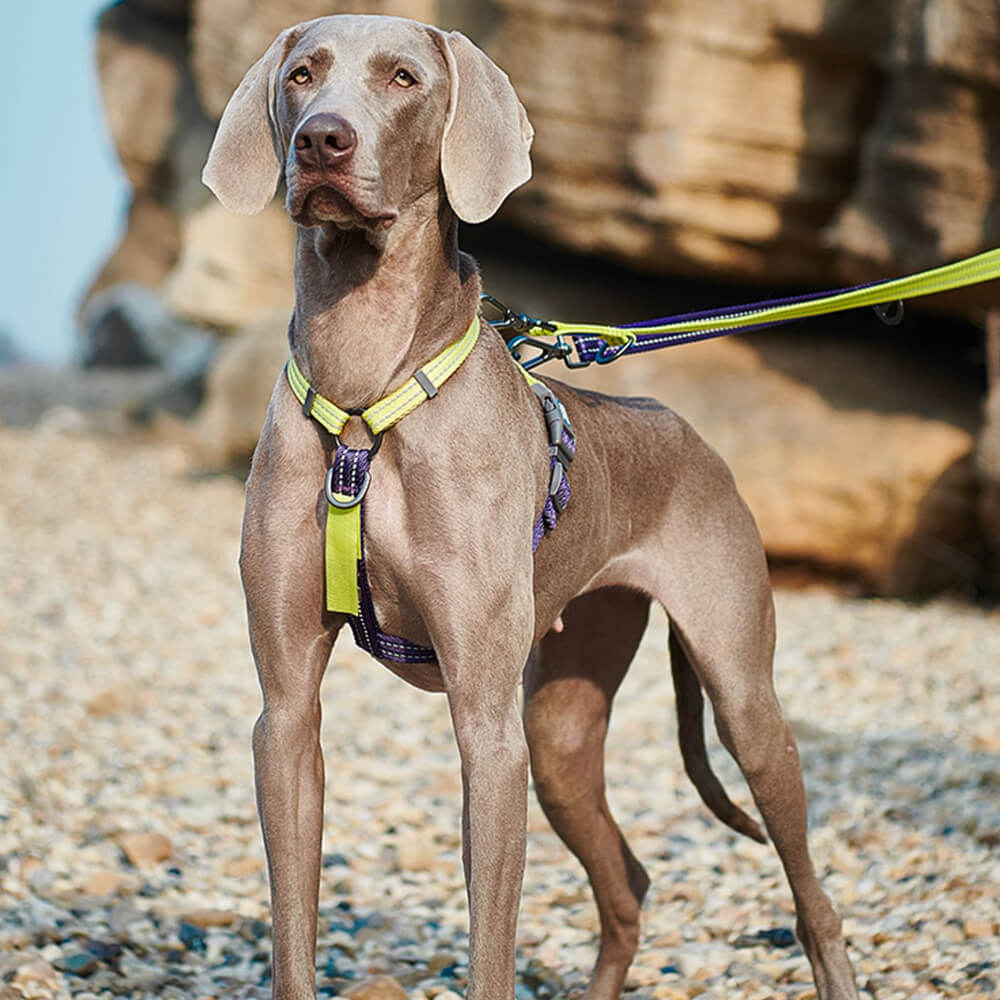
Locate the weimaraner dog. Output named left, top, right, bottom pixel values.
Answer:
left=203, top=14, right=858, bottom=1000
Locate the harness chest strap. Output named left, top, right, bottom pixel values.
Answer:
left=285, top=315, right=481, bottom=617
left=284, top=314, right=574, bottom=664
left=286, top=314, right=482, bottom=437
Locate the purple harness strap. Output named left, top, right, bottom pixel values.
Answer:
left=329, top=387, right=575, bottom=665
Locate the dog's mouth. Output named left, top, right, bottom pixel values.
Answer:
left=288, top=179, right=397, bottom=232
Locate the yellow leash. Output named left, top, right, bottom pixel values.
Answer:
left=489, top=247, right=1000, bottom=370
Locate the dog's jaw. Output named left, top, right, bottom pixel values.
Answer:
left=287, top=176, right=399, bottom=235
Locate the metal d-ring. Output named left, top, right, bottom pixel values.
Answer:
left=873, top=300, right=905, bottom=326
left=326, top=466, right=371, bottom=508
left=593, top=337, right=634, bottom=364
left=324, top=424, right=382, bottom=508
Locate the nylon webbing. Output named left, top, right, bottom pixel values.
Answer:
left=546, top=247, right=1000, bottom=350
left=285, top=314, right=481, bottom=437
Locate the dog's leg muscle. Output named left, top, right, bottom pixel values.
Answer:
left=524, top=587, right=651, bottom=1000
left=429, top=591, right=534, bottom=1000
left=241, top=393, right=340, bottom=1000
left=648, top=484, right=858, bottom=1000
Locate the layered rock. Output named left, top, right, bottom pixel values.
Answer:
left=92, top=0, right=1000, bottom=319
left=84, top=0, right=999, bottom=593
left=492, top=0, right=1000, bottom=304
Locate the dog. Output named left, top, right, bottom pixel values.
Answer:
left=202, top=14, right=859, bottom=1000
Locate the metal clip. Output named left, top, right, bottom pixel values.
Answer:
left=593, top=337, right=635, bottom=364
left=480, top=293, right=557, bottom=335
left=325, top=467, right=370, bottom=508
left=873, top=301, right=905, bottom=327
left=507, top=333, right=574, bottom=371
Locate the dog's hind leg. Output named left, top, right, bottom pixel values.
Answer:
left=648, top=493, right=858, bottom=1000
left=523, top=586, right=652, bottom=1000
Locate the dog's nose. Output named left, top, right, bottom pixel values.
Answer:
left=294, top=113, right=358, bottom=168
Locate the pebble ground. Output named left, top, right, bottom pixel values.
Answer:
left=1, top=424, right=998, bottom=1000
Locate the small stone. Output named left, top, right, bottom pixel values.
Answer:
left=13, top=959, right=62, bottom=993
left=82, top=870, right=128, bottom=896
left=223, top=857, right=264, bottom=877
left=179, top=908, right=237, bottom=928
left=341, top=975, right=410, bottom=1000
left=117, top=831, right=173, bottom=867
left=428, top=953, right=458, bottom=975
left=732, top=927, right=797, bottom=950
left=55, top=953, right=99, bottom=977
left=178, top=921, right=207, bottom=952
left=963, top=919, right=995, bottom=938
left=652, top=989, right=691, bottom=1000
left=393, top=835, right=437, bottom=872
left=238, top=918, right=270, bottom=942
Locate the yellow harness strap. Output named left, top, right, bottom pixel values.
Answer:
left=284, top=315, right=481, bottom=615
left=285, top=315, right=481, bottom=438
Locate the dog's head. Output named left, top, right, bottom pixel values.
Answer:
left=202, top=14, right=533, bottom=230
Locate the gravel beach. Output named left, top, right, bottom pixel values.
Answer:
left=1, top=424, right=998, bottom=1000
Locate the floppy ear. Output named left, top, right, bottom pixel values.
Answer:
left=202, top=29, right=292, bottom=215
left=438, top=31, right=533, bottom=224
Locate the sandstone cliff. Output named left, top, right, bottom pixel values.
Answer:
left=87, top=0, right=1000, bottom=594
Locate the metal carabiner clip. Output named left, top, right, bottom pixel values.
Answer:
left=480, top=293, right=557, bottom=335
left=593, top=335, right=636, bottom=364
left=507, top=333, right=573, bottom=370
left=872, top=301, right=905, bottom=327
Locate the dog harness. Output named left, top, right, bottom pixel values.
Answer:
left=285, top=314, right=575, bottom=665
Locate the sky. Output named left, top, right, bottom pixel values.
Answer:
left=1, top=1, right=129, bottom=364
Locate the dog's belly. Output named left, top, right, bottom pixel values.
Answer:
left=377, top=657, right=447, bottom=693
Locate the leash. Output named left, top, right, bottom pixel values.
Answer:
left=485, top=246, right=1000, bottom=371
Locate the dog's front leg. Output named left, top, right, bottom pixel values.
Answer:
left=249, top=618, right=336, bottom=1000
left=438, top=621, right=533, bottom=1000
left=240, top=414, right=340, bottom=1000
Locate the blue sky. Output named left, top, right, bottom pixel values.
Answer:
left=1, top=1, right=128, bottom=363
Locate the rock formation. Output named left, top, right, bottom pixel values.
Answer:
left=85, top=0, right=1000, bottom=594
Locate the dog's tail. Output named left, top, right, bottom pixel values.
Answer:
left=669, top=630, right=767, bottom=844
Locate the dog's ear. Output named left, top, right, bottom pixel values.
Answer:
left=202, top=29, right=293, bottom=215
left=438, top=31, right=533, bottom=224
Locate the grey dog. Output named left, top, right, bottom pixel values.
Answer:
left=202, top=14, right=859, bottom=1000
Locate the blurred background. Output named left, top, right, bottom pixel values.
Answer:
left=3, top=0, right=1000, bottom=599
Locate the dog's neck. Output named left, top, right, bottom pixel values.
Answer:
left=290, top=192, right=480, bottom=413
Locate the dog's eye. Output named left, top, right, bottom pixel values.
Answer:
left=290, top=67, right=311, bottom=85
left=393, top=68, right=416, bottom=88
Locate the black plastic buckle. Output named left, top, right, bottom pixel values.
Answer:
left=302, top=385, right=317, bottom=417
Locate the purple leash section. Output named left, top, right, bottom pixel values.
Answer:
left=569, top=278, right=899, bottom=364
